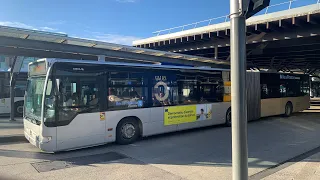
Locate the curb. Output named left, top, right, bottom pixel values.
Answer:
left=249, top=145, right=320, bottom=180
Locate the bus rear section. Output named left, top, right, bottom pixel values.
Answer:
left=259, top=73, right=310, bottom=118
left=228, top=71, right=310, bottom=121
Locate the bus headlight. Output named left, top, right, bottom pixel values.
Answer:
left=40, top=136, right=52, bottom=143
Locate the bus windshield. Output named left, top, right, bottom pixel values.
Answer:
left=25, top=77, right=45, bottom=125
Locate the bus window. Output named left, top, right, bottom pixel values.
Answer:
left=43, top=79, right=56, bottom=126
left=0, top=78, right=10, bottom=99
left=15, top=80, right=27, bottom=97
left=25, top=77, right=45, bottom=125
left=260, top=73, right=281, bottom=99
left=57, top=78, right=100, bottom=108
left=151, top=74, right=178, bottom=107
left=261, top=83, right=280, bottom=99
left=108, top=71, right=148, bottom=110
left=300, top=76, right=310, bottom=95
left=177, top=76, right=198, bottom=104
left=280, top=75, right=307, bottom=97
left=0, top=85, right=9, bottom=99
left=198, top=73, right=224, bottom=103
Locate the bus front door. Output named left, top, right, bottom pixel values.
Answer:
left=55, top=77, right=106, bottom=151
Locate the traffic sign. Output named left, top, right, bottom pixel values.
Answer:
left=241, top=0, right=271, bottom=19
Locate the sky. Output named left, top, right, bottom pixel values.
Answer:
left=0, top=0, right=317, bottom=45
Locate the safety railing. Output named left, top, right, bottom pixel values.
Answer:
left=153, top=0, right=319, bottom=36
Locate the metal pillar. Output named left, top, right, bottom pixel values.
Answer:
left=98, top=55, right=105, bottom=62
left=214, top=46, right=219, bottom=59
left=230, top=0, right=248, bottom=180
left=10, top=73, right=16, bottom=121
left=9, top=56, right=23, bottom=121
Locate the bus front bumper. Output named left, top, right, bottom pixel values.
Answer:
left=24, top=130, right=55, bottom=152
left=24, top=120, right=55, bottom=152
left=24, top=128, right=40, bottom=148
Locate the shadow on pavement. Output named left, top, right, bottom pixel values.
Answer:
left=0, top=111, right=319, bottom=177
left=0, top=117, right=24, bottom=144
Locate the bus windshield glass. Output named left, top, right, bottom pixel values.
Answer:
left=25, top=77, right=45, bottom=125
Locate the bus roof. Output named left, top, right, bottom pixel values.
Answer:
left=34, top=58, right=231, bottom=72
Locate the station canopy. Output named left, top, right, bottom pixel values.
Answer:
left=0, top=25, right=229, bottom=68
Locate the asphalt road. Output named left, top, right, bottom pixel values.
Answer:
left=0, top=109, right=319, bottom=180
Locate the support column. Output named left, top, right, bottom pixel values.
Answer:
left=10, top=73, right=17, bottom=121
left=98, top=55, right=105, bottom=62
left=214, top=46, right=219, bottom=59
left=230, top=0, right=248, bottom=179
left=9, top=56, right=24, bottom=121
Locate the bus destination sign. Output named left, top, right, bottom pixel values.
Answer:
left=29, top=61, right=47, bottom=76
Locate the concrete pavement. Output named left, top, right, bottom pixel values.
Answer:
left=0, top=109, right=319, bottom=180
left=261, top=150, right=320, bottom=180
left=0, top=117, right=25, bottom=144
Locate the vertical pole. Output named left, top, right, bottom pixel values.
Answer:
left=214, top=46, right=219, bottom=59
left=230, top=0, right=248, bottom=180
left=10, top=73, right=16, bottom=121
left=9, top=56, right=18, bottom=121
left=97, top=55, right=105, bottom=62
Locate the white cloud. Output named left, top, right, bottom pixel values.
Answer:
left=84, top=32, right=141, bottom=45
left=0, top=21, right=37, bottom=30
left=0, top=21, right=61, bottom=33
left=116, top=0, right=138, bottom=3
left=0, top=21, right=139, bottom=45
left=40, top=26, right=57, bottom=31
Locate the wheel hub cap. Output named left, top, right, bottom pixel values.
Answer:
left=17, top=106, right=23, bottom=113
left=122, top=124, right=135, bottom=139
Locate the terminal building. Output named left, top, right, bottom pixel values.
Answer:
left=133, top=1, right=320, bottom=75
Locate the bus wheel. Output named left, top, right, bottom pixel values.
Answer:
left=284, top=102, right=293, bottom=117
left=116, top=117, right=140, bottom=145
left=14, top=101, right=24, bottom=117
left=225, top=108, right=231, bottom=127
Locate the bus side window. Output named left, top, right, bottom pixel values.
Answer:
left=108, top=71, right=148, bottom=110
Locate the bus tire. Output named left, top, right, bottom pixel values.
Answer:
left=284, top=102, right=293, bottom=117
left=116, top=117, right=140, bottom=145
left=14, top=101, right=24, bottom=117
left=225, top=108, right=231, bottom=127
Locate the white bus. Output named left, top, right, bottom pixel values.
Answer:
left=24, top=58, right=310, bottom=152
left=0, top=71, right=27, bottom=116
